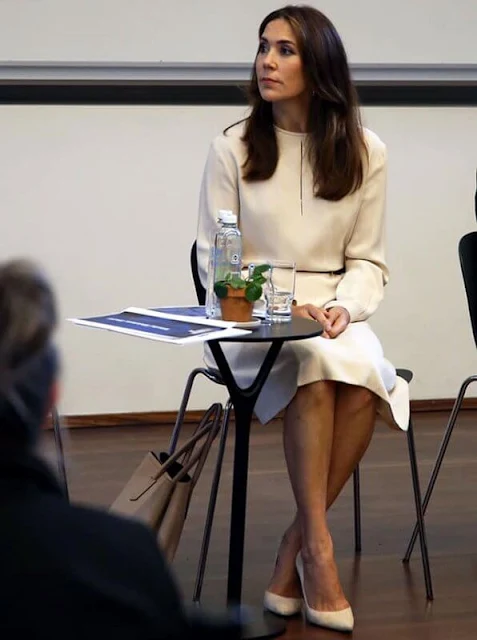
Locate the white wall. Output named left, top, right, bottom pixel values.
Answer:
left=0, top=0, right=476, bottom=64
left=0, top=105, right=476, bottom=415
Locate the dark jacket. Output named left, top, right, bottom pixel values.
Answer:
left=0, top=452, right=240, bottom=639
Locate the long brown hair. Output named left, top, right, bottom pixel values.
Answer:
left=240, top=5, right=367, bottom=201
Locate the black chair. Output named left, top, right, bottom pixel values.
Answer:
left=50, top=407, right=69, bottom=500
left=167, top=243, right=232, bottom=602
left=189, top=241, right=433, bottom=601
left=352, top=369, right=433, bottom=600
left=404, top=231, right=477, bottom=562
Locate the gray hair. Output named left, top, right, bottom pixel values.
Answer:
left=0, top=260, right=58, bottom=448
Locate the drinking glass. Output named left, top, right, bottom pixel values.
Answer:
left=263, top=260, right=296, bottom=323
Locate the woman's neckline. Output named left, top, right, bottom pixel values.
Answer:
left=274, top=124, right=308, bottom=138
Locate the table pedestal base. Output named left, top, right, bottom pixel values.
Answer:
left=241, top=608, right=286, bottom=640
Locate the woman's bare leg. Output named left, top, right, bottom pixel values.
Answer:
left=267, top=383, right=377, bottom=604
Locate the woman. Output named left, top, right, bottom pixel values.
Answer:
left=0, top=260, right=241, bottom=639
left=196, top=5, right=409, bottom=633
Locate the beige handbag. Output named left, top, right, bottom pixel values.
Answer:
left=110, top=403, right=222, bottom=562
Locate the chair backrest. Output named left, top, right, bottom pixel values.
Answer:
left=459, top=231, right=477, bottom=347
left=190, top=241, right=206, bottom=305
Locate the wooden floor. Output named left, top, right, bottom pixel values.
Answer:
left=47, top=410, right=477, bottom=639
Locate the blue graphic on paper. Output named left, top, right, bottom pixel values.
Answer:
left=151, top=306, right=206, bottom=318
left=83, top=311, right=216, bottom=339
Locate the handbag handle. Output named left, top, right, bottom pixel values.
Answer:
left=174, top=404, right=222, bottom=487
left=150, top=403, right=222, bottom=484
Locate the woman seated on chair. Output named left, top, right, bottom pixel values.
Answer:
left=0, top=259, right=241, bottom=639
left=196, top=4, right=409, bottom=633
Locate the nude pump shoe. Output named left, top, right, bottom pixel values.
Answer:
left=263, top=590, right=302, bottom=617
left=263, top=549, right=302, bottom=617
left=295, top=553, right=354, bottom=632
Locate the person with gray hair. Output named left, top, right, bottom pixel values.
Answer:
left=0, top=259, right=241, bottom=639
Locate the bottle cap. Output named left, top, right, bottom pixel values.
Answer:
left=219, top=210, right=237, bottom=224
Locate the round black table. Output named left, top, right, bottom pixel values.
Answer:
left=207, top=317, right=323, bottom=639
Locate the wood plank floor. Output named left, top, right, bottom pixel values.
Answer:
left=45, top=410, right=477, bottom=639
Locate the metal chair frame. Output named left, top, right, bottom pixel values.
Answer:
left=50, top=406, right=69, bottom=500
left=404, top=231, right=477, bottom=565
left=180, top=242, right=433, bottom=601
left=352, top=368, right=433, bottom=600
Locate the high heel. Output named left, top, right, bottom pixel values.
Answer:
left=263, top=548, right=302, bottom=617
left=295, top=553, right=354, bottom=633
left=263, top=590, right=302, bottom=617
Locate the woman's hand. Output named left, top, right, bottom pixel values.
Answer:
left=325, top=306, right=350, bottom=338
left=292, top=304, right=350, bottom=339
left=292, top=304, right=331, bottom=336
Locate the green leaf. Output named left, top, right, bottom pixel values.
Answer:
left=245, top=282, right=262, bottom=302
left=253, top=274, right=267, bottom=286
left=214, top=282, right=228, bottom=298
left=253, top=264, right=270, bottom=275
left=229, top=275, right=246, bottom=289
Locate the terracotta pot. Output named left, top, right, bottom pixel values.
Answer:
left=219, top=286, right=253, bottom=322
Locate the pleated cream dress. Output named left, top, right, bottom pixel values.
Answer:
left=196, top=122, right=409, bottom=431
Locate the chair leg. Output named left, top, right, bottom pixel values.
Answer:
left=168, top=369, right=203, bottom=454
left=169, top=368, right=222, bottom=454
left=403, top=375, right=477, bottom=561
left=51, top=406, right=69, bottom=501
left=353, top=465, right=362, bottom=553
left=404, top=417, right=434, bottom=600
left=193, top=399, right=233, bottom=603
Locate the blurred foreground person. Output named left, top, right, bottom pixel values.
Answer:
left=0, top=259, right=241, bottom=639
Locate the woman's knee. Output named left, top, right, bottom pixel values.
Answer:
left=285, top=381, right=336, bottom=432
left=294, top=380, right=336, bottom=408
left=338, top=384, right=377, bottom=409
left=302, top=379, right=336, bottom=395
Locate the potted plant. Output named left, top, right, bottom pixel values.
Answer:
left=214, top=264, right=270, bottom=322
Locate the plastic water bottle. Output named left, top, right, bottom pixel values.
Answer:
left=214, top=211, right=242, bottom=286
left=205, top=210, right=227, bottom=318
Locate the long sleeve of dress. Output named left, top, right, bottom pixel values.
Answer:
left=325, top=141, right=389, bottom=323
left=196, top=136, right=240, bottom=289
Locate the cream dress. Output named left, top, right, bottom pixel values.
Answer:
left=196, top=122, right=409, bottom=431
